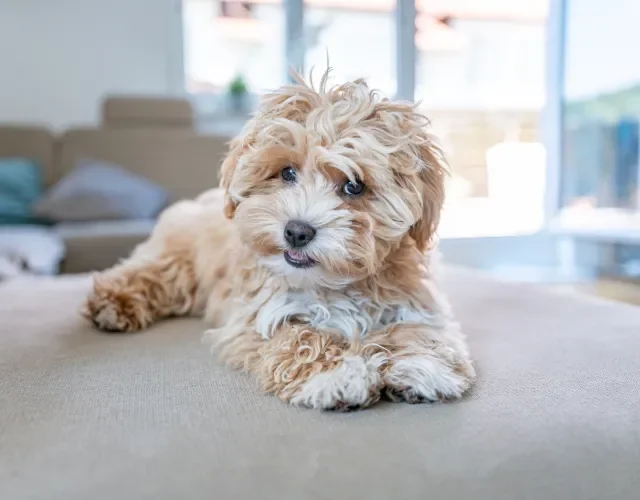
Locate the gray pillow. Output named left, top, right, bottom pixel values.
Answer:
left=34, top=160, right=168, bottom=222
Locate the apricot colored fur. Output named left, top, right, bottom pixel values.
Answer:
left=85, top=71, right=475, bottom=410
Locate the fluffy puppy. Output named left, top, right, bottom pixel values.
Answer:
left=85, top=72, right=475, bottom=411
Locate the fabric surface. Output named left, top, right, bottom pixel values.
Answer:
left=34, top=160, right=168, bottom=222
left=0, top=158, right=45, bottom=225
left=101, top=96, right=195, bottom=129
left=55, top=219, right=154, bottom=273
left=0, top=126, right=57, bottom=187
left=58, top=129, right=231, bottom=201
left=0, top=226, right=64, bottom=276
left=1, top=269, right=639, bottom=500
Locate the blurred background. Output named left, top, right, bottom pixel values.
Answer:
left=1, top=0, right=640, bottom=303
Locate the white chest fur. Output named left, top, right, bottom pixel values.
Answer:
left=254, top=288, right=439, bottom=340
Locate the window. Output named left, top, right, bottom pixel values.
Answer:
left=180, top=0, right=549, bottom=238
left=303, top=0, right=396, bottom=96
left=183, top=0, right=285, bottom=94
left=552, top=0, right=640, bottom=278
left=414, top=6, right=548, bottom=238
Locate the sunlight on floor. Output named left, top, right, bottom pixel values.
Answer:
left=552, top=280, right=640, bottom=306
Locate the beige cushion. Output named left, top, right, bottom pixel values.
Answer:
left=58, top=129, right=230, bottom=201
left=1, top=268, right=639, bottom=499
left=56, top=220, right=154, bottom=273
left=101, top=96, right=194, bottom=129
left=0, top=126, right=57, bottom=186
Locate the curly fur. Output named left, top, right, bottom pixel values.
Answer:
left=85, top=71, right=475, bottom=411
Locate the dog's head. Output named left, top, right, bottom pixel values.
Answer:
left=220, top=72, right=446, bottom=289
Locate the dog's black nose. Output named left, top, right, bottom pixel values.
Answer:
left=284, top=220, right=316, bottom=248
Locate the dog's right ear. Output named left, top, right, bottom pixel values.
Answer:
left=219, top=138, right=243, bottom=219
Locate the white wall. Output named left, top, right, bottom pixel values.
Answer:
left=0, top=0, right=183, bottom=129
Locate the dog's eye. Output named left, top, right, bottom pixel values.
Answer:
left=343, top=179, right=366, bottom=196
left=281, top=166, right=297, bottom=183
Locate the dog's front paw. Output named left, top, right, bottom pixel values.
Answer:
left=290, top=356, right=383, bottom=411
left=384, top=355, right=475, bottom=404
left=84, top=275, right=151, bottom=333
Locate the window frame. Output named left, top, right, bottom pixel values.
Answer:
left=173, top=0, right=561, bottom=251
left=543, top=0, right=567, bottom=223
left=173, top=0, right=417, bottom=100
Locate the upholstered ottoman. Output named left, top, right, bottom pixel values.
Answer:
left=1, top=269, right=639, bottom=500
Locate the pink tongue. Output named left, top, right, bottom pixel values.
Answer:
left=287, top=250, right=307, bottom=261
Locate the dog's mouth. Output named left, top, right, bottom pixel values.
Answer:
left=284, top=250, right=316, bottom=269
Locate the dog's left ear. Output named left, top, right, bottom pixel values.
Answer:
left=408, top=138, right=447, bottom=253
left=219, top=137, right=243, bottom=219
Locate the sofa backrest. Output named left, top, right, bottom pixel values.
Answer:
left=58, top=128, right=231, bottom=200
left=101, top=96, right=195, bottom=130
left=0, top=126, right=58, bottom=187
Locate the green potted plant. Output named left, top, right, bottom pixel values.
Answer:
left=228, top=75, right=248, bottom=114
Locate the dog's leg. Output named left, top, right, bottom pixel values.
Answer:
left=84, top=251, right=197, bottom=333
left=83, top=198, right=220, bottom=333
left=261, top=327, right=385, bottom=411
left=219, top=326, right=385, bottom=411
left=368, top=323, right=475, bottom=404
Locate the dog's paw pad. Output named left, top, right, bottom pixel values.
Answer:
left=327, top=401, right=365, bottom=412
left=87, top=301, right=137, bottom=333
left=383, top=386, right=437, bottom=404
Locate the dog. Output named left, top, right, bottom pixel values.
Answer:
left=84, top=72, right=475, bottom=411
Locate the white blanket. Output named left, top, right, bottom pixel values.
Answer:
left=0, top=226, right=64, bottom=279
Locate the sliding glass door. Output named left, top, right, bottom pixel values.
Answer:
left=181, top=0, right=549, bottom=240
left=552, top=0, right=640, bottom=278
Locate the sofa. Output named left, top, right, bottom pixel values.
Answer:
left=0, top=101, right=230, bottom=275
left=1, top=267, right=639, bottom=499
